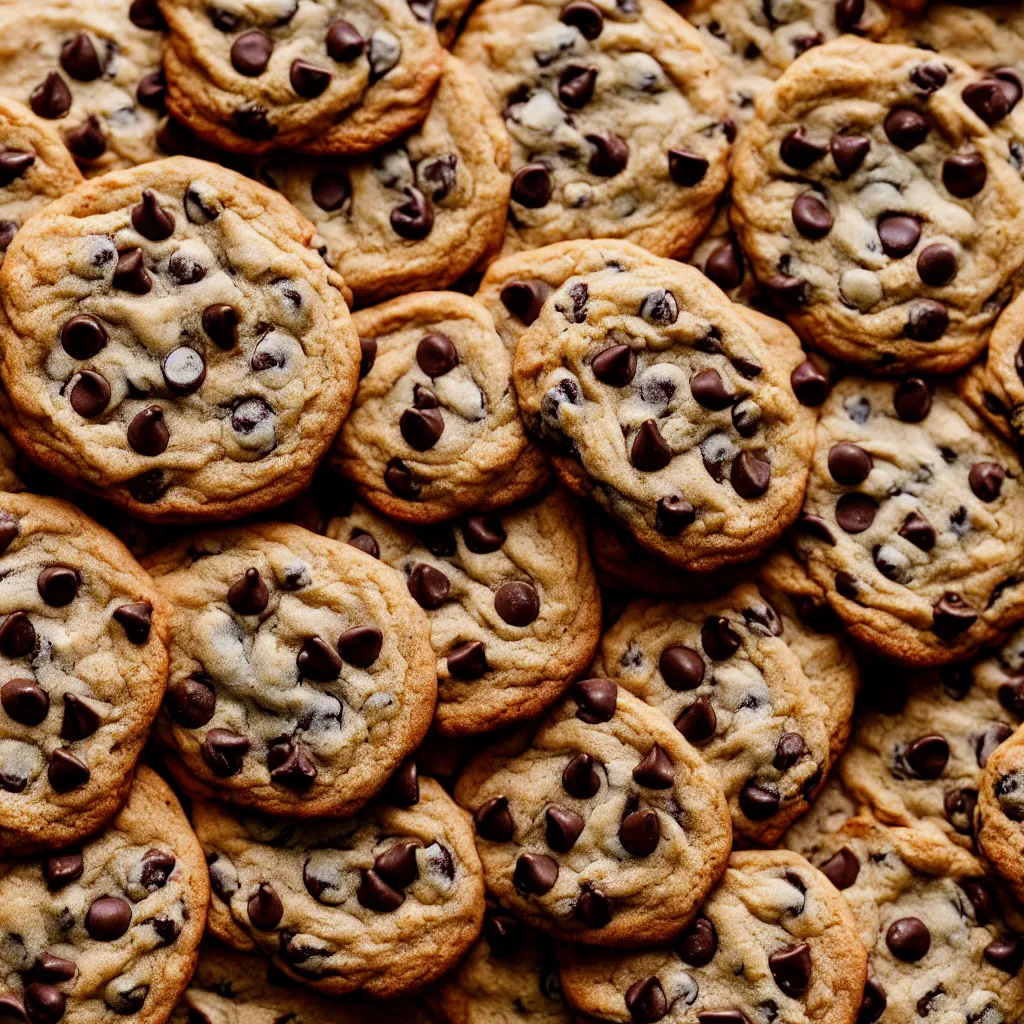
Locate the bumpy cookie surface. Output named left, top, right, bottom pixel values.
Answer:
left=315, top=485, right=600, bottom=736
left=0, top=492, right=169, bottom=854
left=591, top=582, right=833, bottom=845
left=685, top=196, right=764, bottom=307
left=512, top=255, right=816, bottom=571
left=328, top=291, right=545, bottom=523
left=978, top=724, right=1024, bottom=904
left=781, top=774, right=863, bottom=862
left=454, top=0, right=731, bottom=257
left=0, top=156, right=359, bottom=522
left=196, top=776, right=485, bottom=998
left=731, top=39, right=1024, bottom=374
left=793, top=374, right=1024, bottom=665
left=454, top=680, right=732, bottom=945
left=255, top=54, right=510, bottom=306
left=559, top=849, right=867, bottom=1024
left=161, top=0, right=443, bottom=154
left=146, top=522, right=436, bottom=817
left=0, top=766, right=209, bottom=1024
left=810, top=818, right=1024, bottom=1024
left=0, top=0, right=170, bottom=174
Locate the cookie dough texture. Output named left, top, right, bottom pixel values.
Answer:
left=811, top=818, right=1024, bottom=1024
left=146, top=522, right=436, bottom=817
left=781, top=774, right=863, bottom=862
left=0, top=0, right=169, bottom=175
left=0, top=423, right=28, bottom=493
left=455, top=681, right=732, bottom=946
left=591, top=581, right=836, bottom=845
left=732, top=39, right=1024, bottom=374
left=329, top=291, right=545, bottom=523
left=978, top=724, right=1024, bottom=903
left=793, top=375, right=1024, bottom=666
left=196, top=777, right=485, bottom=998
left=0, top=492, right=169, bottom=854
left=559, top=849, right=867, bottom=1024
left=0, top=156, right=359, bottom=522
left=321, top=486, right=601, bottom=736
left=256, top=54, right=511, bottom=306
left=454, top=0, right=731, bottom=257
left=512, top=254, right=816, bottom=571
left=964, top=288, right=1024, bottom=449
left=0, top=766, right=209, bottom=1024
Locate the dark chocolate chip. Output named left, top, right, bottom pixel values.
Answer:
left=231, top=31, right=273, bottom=75
left=903, top=734, right=949, bottom=778
left=514, top=852, right=559, bottom=894
left=835, top=493, right=877, bottom=534
left=731, top=452, right=771, bottom=498
left=586, top=133, right=628, bottom=176
left=268, top=739, right=317, bottom=791
left=201, top=729, right=250, bottom=776
left=447, top=640, right=489, bottom=679
left=131, top=189, right=174, bottom=241
left=904, top=300, right=949, bottom=342
left=494, top=581, right=540, bottom=626
left=632, top=744, right=674, bottom=789
left=227, top=568, right=269, bottom=615
left=690, top=368, right=734, bottom=410
left=828, top=442, right=872, bottom=485
left=678, top=915, right=718, bottom=966
left=545, top=805, right=585, bottom=852
left=656, top=496, right=695, bottom=535
left=769, top=942, right=811, bottom=996
left=563, top=752, right=601, bottom=798
left=501, top=280, right=552, bottom=325
left=917, top=243, right=957, bottom=286
left=48, top=749, right=89, bottom=791
left=592, top=345, right=636, bottom=387
left=560, top=0, right=603, bottom=38
left=877, top=214, right=920, bottom=258
left=631, top=420, right=672, bottom=472
left=113, top=248, right=152, bottom=294
left=884, top=108, right=929, bottom=149
left=0, top=612, right=35, bottom=658
left=668, top=149, right=708, bottom=186
left=43, top=852, right=83, bottom=890
left=290, top=59, right=331, bottom=97
left=792, top=193, right=833, bottom=238
left=391, top=187, right=433, bottom=239
left=64, top=117, right=106, bottom=160
left=202, top=304, right=239, bottom=350
left=417, top=332, right=458, bottom=376
left=60, top=693, right=99, bottom=741
left=69, top=370, right=110, bottom=418
left=790, top=359, right=829, bottom=406
left=574, top=677, right=617, bottom=722
left=1, top=679, right=48, bottom=726
left=739, top=778, right=781, bottom=820
left=248, top=883, right=284, bottom=929
left=30, top=73, right=71, bottom=119
left=113, top=602, right=152, bottom=643
left=704, top=239, right=744, bottom=290
left=675, top=696, right=717, bottom=743
left=773, top=732, right=806, bottom=771
left=558, top=64, right=597, bottom=108
left=819, top=846, right=859, bottom=889
left=166, top=676, right=216, bottom=729
left=619, top=808, right=660, bottom=857
left=893, top=378, right=931, bottom=421
left=337, top=625, right=382, bottom=668
left=85, top=897, right=131, bottom=941
left=625, top=977, right=667, bottom=1024
left=382, top=758, right=419, bottom=807
left=969, top=462, right=1005, bottom=502
left=475, top=795, right=514, bottom=841
left=326, top=21, right=365, bottom=62
left=780, top=128, right=826, bottom=169
left=886, top=917, right=930, bottom=961
left=127, top=405, right=169, bottom=456
left=659, top=645, right=704, bottom=690
left=297, top=636, right=342, bottom=681
left=407, top=563, right=450, bottom=610
left=60, top=314, right=106, bottom=359
left=830, top=134, right=869, bottom=177
left=943, top=152, right=987, bottom=198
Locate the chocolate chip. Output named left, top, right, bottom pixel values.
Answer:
left=835, top=493, right=877, bottom=534
left=391, top=187, right=433, bottom=239
left=0, top=612, right=35, bottom=658
left=113, top=248, right=152, bottom=293
left=43, top=853, right=84, bottom=893
left=659, top=645, right=704, bottom=690
left=382, top=758, right=419, bottom=807
left=268, top=738, right=317, bottom=791
left=60, top=314, right=106, bottom=361
left=830, top=134, right=870, bottom=177
left=563, top=753, right=601, bottom=798
left=829, top=441, right=872, bottom=485
left=60, top=32, right=102, bottom=81
left=475, top=795, right=514, bottom=841
left=668, top=149, right=708, bottom=186
left=248, top=883, right=283, bottom=929
left=911, top=63, right=947, bottom=94
left=131, top=189, right=174, bottom=242
left=902, top=734, right=949, bottom=779
left=701, top=616, right=740, bottom=660
left=326, top=20, right=364, bottom=61
left=731, top=452, right=771, bottom=498
left=307, top=171, right=350, bottom=216
left=0, top=514, right=16, bottom=556
left=970, top=462, right=1005, bottom=502
left=371, top=842, right=419, bottom=892
left=574, top=678, right=617, bottom=722
left=400, top=405, right=444, bottom=451
left=678, top=916, right=718, bottom=966
left=64, top=116, right=106, bottom=160
left=586, top=133, right=628, bottom=176
left=127, top=405, right=169, bottom=456
left=628, top=420, right=671, bottom=472
left=773, top=732, right=806, bottom=771
left=166, top=675, right=216, bottom=728
left=460, top=515, right=503, bottom=554
left=675, top=696, right=717, bottom=743
left=297, top=636, right=342, bottom=681
left=819, top=846, right=859, bottom=889
left=943, top=152, right=987, bottom=198
left=509, top=164, right=553, bottom=210
left=886, top=917, right=930, bottom=961
left=168, top=252, right=206, bottom=285
left=501, top=280, right=552, bottom=325
left=653, top=496, right=694, bottom=537
left=202, top=304, right=239, bottom=350
left=129, top=0, right=166, bottom=30
left=705, top=239, right=744, bottom=290
left=559, top=64, right=597, bottom=107
left=792, top=193, right=833, bottom=238
left=231, top=30, right=273, bottom=75
left=639, top=290, right=678, bottom=325
left=985, top=937, right=1024, bottom=974
left=917, top=243, right=957, bottom=286
left=447, top=640, right=489, bottom=679
left=494, top=581, right=540, bottom=627
left=893, top=378, right=931, bottom=421
left=483, top=912, right=522, bottom=957
left=336, top=625, right=382, bottom=668
left=407, top=563, right=450, bottom=610
left=769, top=942, right=811, bottom=996
left=884, top=108, right=929, bottom=149
left=944, top=787, right=978, bottom=834
left=763, top=274, right=806, bottom=312
left=290, top=58, right=331, bottom=98
left=30, top=73, right=71, bottom=119
left=138, top=849, right=175, bottom=892
left=689, top=368, right=734, bottom=410
left=591, top=345, right=636, bottom=387
left=859, top=980, right=886, bottom=1024
left=905, top=299, right=949, bottom=342
left=963, top=76, right=1018, bottom=125
left=137, top=69, right=166, bottom=110
left=226, top=567, right=269, bottom=616
left=385, top=459, right=419, bottom=499
left=877, top=215, right=920, bottom=258
left=113, top=602, right=152, bottom=643
left=202, top=729, right=249, bottom=776
left=68, top=370, right=110, bottom=418
left=0, top=679, right=48, bottom=726
left=780, top=128, right=826, bottom=169
left=790, top=359, right=829, bottom=406
left=977, top=725, right=1013, bottom=768
left=561, top=0, right=603, bottom=38
left=85, top=897, right=131, bottom=941
left=32, top=953, right=77, bottom=984
left=514, top=852, right=559, bottom=894
left=419, top=154, right=457, bottom=201
left=161, top=347, right=206, bottom=395
left=739, top=778, right=781, bottom=820
left=545, top=805, right=585, bottom=852
left=574, top=884, right=611, bottom=927
left=633, top=745, right=674, bottom=790
left=899, top=512, right=935, bottom=551
left=60, top=693, right=99, bottom=741
left=619, top=808, right=659, bottom=857
left=625, top=977, right=667, bottom=1024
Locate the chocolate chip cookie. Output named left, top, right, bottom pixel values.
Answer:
left=328, top=291, right=546, bottom=523
left=781, top=773, right=863, bottom=862
left=559, top=849, right=867, bottom=1024
left=841, top=629, right=1024, bottom=849
left=793, top=374, right=1024, bottom=666
left=809, top=817, right=1024, bottom=1024
left=315, top=484, right=601, bottom=736
left=196, top=776, right=485, bottom=998
left=437, top=906, right=572, bottom=1024
left=731, top=38, right=1024, bottom=374
left=255, top=53, right=510, bottom=307
left=0, top=156, right=360, bottom=522
left=0, top=423, right=29, bottom=494
left=161, top=0, right=443, bottom=154
left=0, top=765, right=209, bottom=1024
left=0, top=0, right=170, bottom=174
left=454, top=679, right=732, bottom=945
left=685, top=196, right=764, bottom=307
left=146, top=522, right=436, bottom=818
left=433, top=0, right=474, bottom=46
left=0, top=97, right=82, bottom=264
left=454, top=0, right=731, bottom=256
left=0, top=492, right=169, bottom=854
left=511, top=254, right=817, bottom=571
left=978, top=723, right=1024, bottom=904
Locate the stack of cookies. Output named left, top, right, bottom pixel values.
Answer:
left=2, top=1, right=1024, bottom=1023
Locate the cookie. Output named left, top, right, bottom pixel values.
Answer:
left=145, top=522, right=436, bottom=818
left=792, top=374, right=1024, bottom=666
left=810, top=817, right=1024, bottom=1024
left=511, top=253, right=817, bottom=571
left=454, top=679, right=732, bottom=945
left=454, top=0, right=731, bottom=257
left=0, top=765, right=209, bottom=1024
left=0, top=422, right=28, bottom=493
left=840, top=627, right=1024, bottom=849
left=0, top=156, right=360, bottom=522
left=978, top=723, right=1024, bottom=904
left=957, top=357, right=1017, bottom=448
left=312, top=484, right=601, bottom=736
left=0, top=0, right=170, bottom=174
left=781, top=773, right=864, bottom=862
left=888, top=3, right=1024, bottom=73
left=0, top=97, right=82, bottom=264
left=731, top=38, right=1024, bottom=375
left=433, top=0, right=474, bottom=46
left=437, top=906, right=573, bottom=1024
left=590, top=581, right=835, bottom=845
left=254, top=54, right=510, bottom=307
left=685, top=196, right=763, bottom=307
left=327, top=291, right=546, bottom=523
left=161, top=0, right=443, bottom=155
left=0, top=492, right=169, bottom=854
left=558, top=849, right=867, bottom=1024
left=195, top=775, right=485, bottom=998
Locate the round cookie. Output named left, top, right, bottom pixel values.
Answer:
left=160, top=0, right=443, bottom=155
left=511, top=254, right=817, bottom=571
left=0, top=97, right=82, bottom=264
left=978, top=724, right=1024, bottom=904
left=0, top=156, right=359, bottom=522
left=437, top=906, right=573, bottom=1024
left=840, top=628, right=1024, bottom=849
left=254, top=54, right=509, bottom=307
left=0, top=492, right=169, bottom=854
left=809, top=817, right=1024, bottom=1024
left=454, top=679, right=733, bottom=946
left=558, top=849, right=867, bottom=1024
left=327, top=291, right=546, bottom=523
left=195, top=776, right=485, bottom=999
left=590, top=582, right=834, bottom=845
left=145, top=522, right=436, bottom=818
left=731, top=38, right=1024, bottom=375
left=0, top=0, right=170, bottom=174
left=454, top=0, right=731, bottom=257
left=0, top=765, right=209, bottom=1024
left=792, top=374, right=1024, bottom=666
left=317, top=484, right=601, bottom=736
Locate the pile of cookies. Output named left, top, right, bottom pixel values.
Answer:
left=4, top=0, right=1024, bottom=1022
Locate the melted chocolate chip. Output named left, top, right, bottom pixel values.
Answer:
left=574, top=677, right=617, bottom=722
left=166, top=675, right=216, bottom=728
left=201, top=729, right=250, bottom=776
left=447, top=640, right=489, bottom=679
left=819, top=847, right=859, bottom=889
left=780, top=128, right=826, bottom=169
left=669, top=149, right=708, bottom=186
left=391, top=188, right=433, bottom=239
left=835, top=493, right=877, bottom=534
